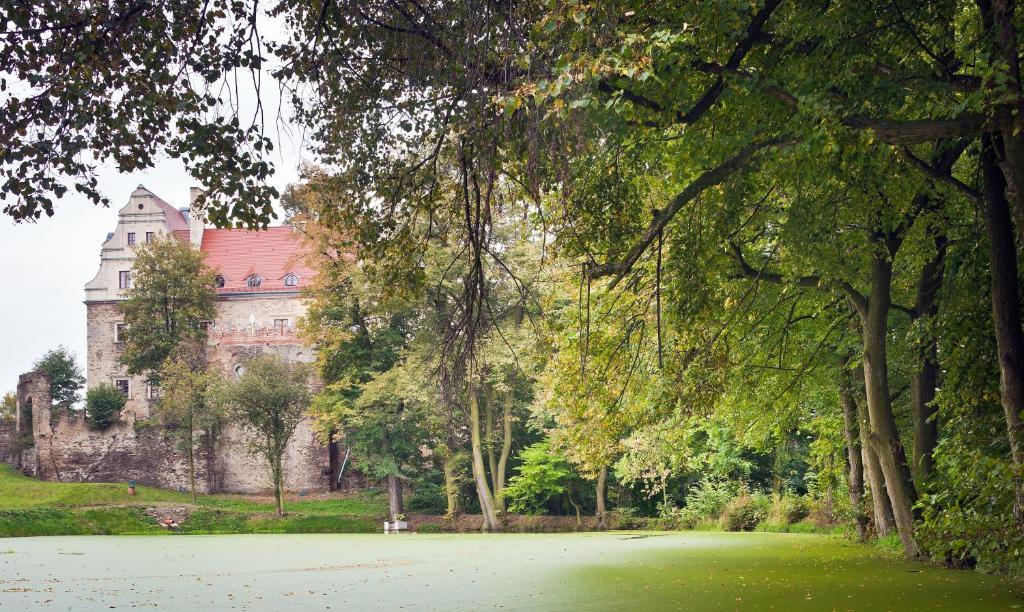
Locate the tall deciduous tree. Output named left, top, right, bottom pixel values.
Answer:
left=214, top=354, right=311, bottom=516
left=156, top=340, right=222, bottom=503
left=120, top=235, right=216, bottom=381
left=32, top=347, right=85, bottom=412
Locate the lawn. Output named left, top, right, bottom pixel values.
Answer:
left=0, top=532, right=1020, bottom=610
left=0, top=465, right=386, bottom=536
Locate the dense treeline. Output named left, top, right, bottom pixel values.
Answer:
left=4, top=0, right=1024, bottom=571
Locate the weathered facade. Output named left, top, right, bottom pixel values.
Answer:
left=5, top=186, right=348, bottom=494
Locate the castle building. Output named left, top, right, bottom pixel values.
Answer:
left=5, top=186, right=343, bottom=494
left=84, top=185, right=316, bottom=420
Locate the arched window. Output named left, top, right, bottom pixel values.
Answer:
left=214, top=275, right=225, bottom=288
left=247, top=275, right=262, bottom=288
left=284, top=273, right=298, bottom=287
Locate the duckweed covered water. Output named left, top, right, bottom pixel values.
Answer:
left=0, top=532, right=1020, bottom=610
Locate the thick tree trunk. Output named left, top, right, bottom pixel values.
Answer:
left=909, top=230, right=945, bottom=485
left=859, top=254, right=919, bottom=557
left=469, top=376, right=501, bottom=531
left=442, top=454, right=459, bottom=517
left=485, top=388, right=498, bottom=500
left=495, top=396, right=513, bottom=512
left=596, top=465, right=608, bottom=530
left=862, top=446, right=895, bottom=536
left=840, top=366, right=868, bottom=541
left=980, top=134, right=1024, bottom=528
left=387, top=474, right=404, bottom=522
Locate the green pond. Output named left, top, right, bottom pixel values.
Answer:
left=0, top=532, right=1020, bottom=610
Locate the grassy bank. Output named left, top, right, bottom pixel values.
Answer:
left=0, top=465, right=385, bottom=537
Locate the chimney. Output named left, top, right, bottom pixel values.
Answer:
left=188, top=187, right=206, bottom=247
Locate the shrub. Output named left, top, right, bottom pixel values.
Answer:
left=417, top=522, right=443, bottom=533
left=608, top=507, right=649, bottom=530
left=85, top=384, right=125, bottom=429
left=720, top=491, right=770, bottom=532
left=767, top=491, right=809, bottom=526
left=406, top=482, right=447, bottom=514
left=678, top=479, right=738, bottom=527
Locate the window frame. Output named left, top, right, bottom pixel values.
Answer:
left=145, top=231, right=155, bottom=243
left=114, top=378, right=130, bottom=397
left=283, top=273, right=298, bottom=287
left=247, top=275, right=263, bottom=288
left=273, top=318, right=289, bottom=333
left=118, top=270, right=131, bottom=289
left=127, top=232, right=136, bottom=246
left=114, top=323, right=127, bottom=343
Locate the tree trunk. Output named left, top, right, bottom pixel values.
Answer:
left=495, top=395, right=513, bottom=513
left=855, top=362, right=895, bottom=536
left=328, top=431, right=340, bottom=492
left=272, top=455, right=284, bottom=516
left=568, top=494, right=582, bottom=529
left=980, top=133, right=1024, bottom=529
left=485, top=387, right=498, bottom=499
left=188, top=411, right=197, bottom=504
left=387, top=474, right=404, bottom=522
left=840, top=365, right=868, bottom=541
left=909, top=227, right=946, bottom=486
left=858, top=253, right=919, bottom=557
left=469, top=374, right=501, bottom=531
left=442, top=453, right=459, bottom=517
left=596, top=465, right=608, bottom=530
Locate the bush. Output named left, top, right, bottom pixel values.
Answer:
left=417, top=522, right=443, bottom=533
left=608, top=507, right=649, bottom=530
left=720, top=491, right=770, bottom=532
left=406, top=482, right=447, bottom=514
left=767, top=491, right=809, bottom=525
left=85, top=384, right=125, bottom=429
left=678, top=479, right=738, bottom=527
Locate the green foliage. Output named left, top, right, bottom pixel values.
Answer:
left=213, top=353, right=312, bottom=514
left=720, top=491, right=771, bottom=532
left=1, top=2, right=278, bottom=224
left=32, top=346, right=85, bottom=411
left=678, top=480, right=739, bottom=527
left=119, top=236, right=216, bottom=380
left=417, top=522, right=444, bottom=534
left=0, top=393, right=14, bottom=423
left=85, top=384, right=125, bottom=429
left=504, top=441, right=578, bottom=515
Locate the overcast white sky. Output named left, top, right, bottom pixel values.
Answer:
left=0, top=11, right=316, bottom=395
left=0, top=151, right=306, bottom=396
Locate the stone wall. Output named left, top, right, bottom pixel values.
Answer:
left=8, top=369, right=342, bottom=494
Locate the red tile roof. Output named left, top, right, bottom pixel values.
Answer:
left=200, top=226, right=315, bottom=295
left=152, top=197, right=189, bottom=232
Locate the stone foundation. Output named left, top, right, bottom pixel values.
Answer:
left=3, top=369, right=361, bottom=495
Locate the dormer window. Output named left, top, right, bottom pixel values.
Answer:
left=284, top=273, right=298, bottom=287
left=247, top=275, right=262, bottom=288
left=214, top=275, right=225, bottom=288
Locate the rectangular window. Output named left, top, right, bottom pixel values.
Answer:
left=115, top=379, right=130, bottom=397
left=273, top=319, right=288, bottom=333
left=145, top=231, right=155, bottom=243
left=114, top=323, right=127, bottom=343
left=118, top=270, right=131, bottom=289
left=127, top=232, right=136, bottom=245
left=146, top=384, right=159, bottom=400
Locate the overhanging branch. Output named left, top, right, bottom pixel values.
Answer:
left=588, top=136, right=792, bottom=288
